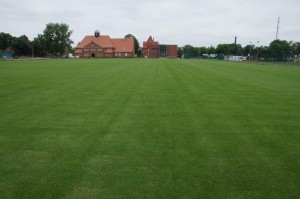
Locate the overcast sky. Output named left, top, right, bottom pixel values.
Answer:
left=0, top=0, right=299, bottom=47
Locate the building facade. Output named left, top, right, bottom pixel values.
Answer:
left=142, top=36, right=177, bottom=58
left=74, top=34, right=135, bottom=58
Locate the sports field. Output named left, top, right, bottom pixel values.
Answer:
left=0, top=59, right=299, bottom=198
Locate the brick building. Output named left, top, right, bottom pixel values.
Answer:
left=142, top=36, right=177, bottom=58
left=74, top=32, right=135, bottom=58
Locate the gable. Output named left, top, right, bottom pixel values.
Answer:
left=83, top=41, right=103, bottom=49
left=75, top=35, right=114, bottom=49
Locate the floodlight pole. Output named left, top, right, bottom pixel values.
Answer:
left=249, top=42, right=252, bottom=62
left=256, top=41, right=259, bottom=61
left=31, top=42, right=34, bottom=58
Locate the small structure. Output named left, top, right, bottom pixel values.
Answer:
left=224, top=55, right=244, bottom=61
left=95, top=30, right=100, bottom=38
left=1, top=50, right=13, bottom=58
left=74, top=31, right=135, bottom=58
left=142, top=36, right=177, bottom=58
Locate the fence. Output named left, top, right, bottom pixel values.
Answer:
left=182, top=53, right=224, bottom=60
left=182, top=53, right=300, bottom=64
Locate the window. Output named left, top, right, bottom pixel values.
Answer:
left=125, top=53, right=128, bottom=57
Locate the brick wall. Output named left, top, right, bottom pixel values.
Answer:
left=166, top=45, right=178, bottom=58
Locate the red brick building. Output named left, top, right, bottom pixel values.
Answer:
left=74, top=33, right=135, bottom=58
left=142, top=36, right=177, bottom=58
left=142, top=36, right=159, bottom=58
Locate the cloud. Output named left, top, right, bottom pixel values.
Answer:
left=0, top=0, right=299, bottom=47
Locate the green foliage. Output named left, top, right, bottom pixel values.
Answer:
left=32, top=34, right=46, bottom=57
left=43, top=23, right=73, bottom=56
left=216, top=43, right=241, bottom=55
left=207, top=45, right=216, bottom=54
left=11, top=35, right=32, bottom=56
left=243, top=44, right=254, bottom=56
left=177, top=47, right=184, bottom=58
left=124, top=34, right=140, bottom=56
left=255, top=46, right=269, bottom=58
left=1, top=22, right=73, bottom=57
left=291, top=42, right=300, bottom=56
left=268, top=39, right=291, bottom=60
left=183, top=44, right=194, bottom=53
left=1, top=29, right=299, bottom=60
left=180, top=39, right=296, bottom=61
left=0, top=32, right=13, bottom=50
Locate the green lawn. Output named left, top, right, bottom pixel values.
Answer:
left=0, top=59, right=299, bottom=198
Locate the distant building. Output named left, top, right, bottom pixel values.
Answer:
left=74, top=32, right=135, bottom=58
left=142, top=36, right=177, bottom=58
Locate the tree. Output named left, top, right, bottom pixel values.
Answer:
left=43, top=23, right=73, bottom=56
left=291, top=42, right=300, bottom=56
left=257, top=46, right=269, bottom=59
left=32, top=34, right=46, bottom=57
left=268, top=39, right=291, bottom=61
left=243, top=44, right=255, bottom=56
left=177, top=47, right=184, bottom=58
left=11, top=35, right=32, bottom=56
left=198, top=47, right=207, bottom=55
left=216, top=44, right=240, bottom=55
left=183, top=45, right=194, bottom=54
left=0, top=32, right=13, bottom=50
left=207, top=46, right=216, bottom=54
left=124, top=34, right=140, bottom=57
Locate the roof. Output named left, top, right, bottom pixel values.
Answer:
left=111, top=38, right=134, bottom=53
left=75, top=35, right=114, bottom=49
left=147, top=36, right=154, bottom=42
left=75, top=35, right=134, bottom=53
left=143, top=35, right=159, bottom=48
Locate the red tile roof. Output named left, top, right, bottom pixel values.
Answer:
left=111, top=38, right=134, bottom=53
left=76, top=35, right=114, bottom=48
left=75, top=35, right=134, bottom=53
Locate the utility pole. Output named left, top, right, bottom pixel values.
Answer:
left=276, top=17, right=280, bottom=40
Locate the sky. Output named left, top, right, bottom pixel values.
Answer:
left=0, top=0, right=299, bottom=47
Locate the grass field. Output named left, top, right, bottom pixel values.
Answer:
left=0, top=59, right=299, bottom=198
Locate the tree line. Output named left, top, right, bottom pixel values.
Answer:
left=0, top=23, right=73, bottom=57
left=1, top=22, right=299, bottom=60
left=178, top=40, right=300, bottom=61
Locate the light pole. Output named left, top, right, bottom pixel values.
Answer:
left=249, top=42, right=252, bottom=61
left=31, top=42, right=34, bottom=58
left=256, top=41, right=259, bottom=61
